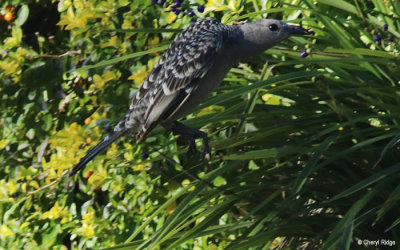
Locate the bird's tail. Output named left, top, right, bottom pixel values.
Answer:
left=68, top=128, right=128, bottom=177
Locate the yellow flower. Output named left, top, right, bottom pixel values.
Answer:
left=0, top=60, right=19, bottom=76
left=133, top=164, right=146, bottom=171
left=197, top=105, right=225, bottom=116
left=79, top=208, right=95, bottom=238
left=82, top=210, right=94, bottom=221
left=0, top=224, right=15, bottom=239
left=0, top=139, right=9, bottom=150
left=91, top=112, right=107, bottom=123
left=166, top=11, right=176, bottom=24
left=92, top=74, right=105, bottom=89
left=61, top=214, right=72, bottom=224
left=110, top=179, right=124, bottom=192
left=88, top=165, right=107, bottom=188
left=206, top=0, right=228, bottom=12
left=81, top=224, right=95, bottom=238
left=73, top=0, right=85, bottom=9
left=205, top=0, right=243, bottom=14
left=60, top=0, right=72, bottom=8
left=106, top=143, right=119, bottom=159
left=5, top=179, right=17, bottom=194
left=41, top=201, right=62, bottom=220
left=45, top=121, right=103, bottom=181
left=91, top=71, right=121, bottom=91
left=148, top=36, right=160, bottom=49
left=101, top=36, right=119, bottom=48
left=57, top=7, right=95, bottom=30
left=3, top=26, right=22, bottom=49
left=128, top=57, right=159, bottom=85
left=128, top=67, right=147, bottom=85
left=30, top=180, right=39, bottom=189
left=0, top=180, right=14, bottom=202
left=124, top=151, right=134, bottom=161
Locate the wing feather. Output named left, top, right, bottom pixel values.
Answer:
left=127, top=18, right=229, bottom=140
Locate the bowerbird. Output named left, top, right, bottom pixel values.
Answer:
left=69, top=17, right=311, bottom=177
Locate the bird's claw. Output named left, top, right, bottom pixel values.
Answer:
left=201, top=146, right=211, bottom=160
left=185, top=138, right=210, bottom=160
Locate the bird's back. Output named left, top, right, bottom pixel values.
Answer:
left=117, top=18, right=236, bottom=141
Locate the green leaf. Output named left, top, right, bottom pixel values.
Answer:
left=223, top=146, right=309, bottom=160
left=213, top=176, right=227, bottom=186
left=328, top=163, right=400, bottom=202
left=199, top=70, right=327, bottom=109
left=293, top=133, right=337, bottom=194
left=70, top=44, right=169, bottom=72
left=317, top=0, right=357, bottom=14
left=16, top=5, right=29, bottom=26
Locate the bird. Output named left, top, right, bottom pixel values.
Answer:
left=69, top=17, right=311, bottom=177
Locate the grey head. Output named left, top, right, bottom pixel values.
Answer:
left=233, top=19, right=311, bottom=60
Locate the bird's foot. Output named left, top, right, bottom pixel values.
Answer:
left=166, top=121, right=211, bottom=160
left=185, top=136, right=210, bottom=160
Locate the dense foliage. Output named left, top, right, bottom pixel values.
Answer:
left=1, top=0, right=399, bottom=249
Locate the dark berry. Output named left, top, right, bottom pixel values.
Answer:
left=300, top=51, right=309, bottom=58
left=174, top=9, right=181, bottom=15
left=389, top=35, right=395, bottom=42
left=374, top=35, right=381, bottom=42
left=173, top=1, right=181, bottom=7
left=197, top=5, right=205, bottom=12
left=142, top=152, right=149, bottom=159
left=170, top=6, right=176, bottom=11
left=151, top=0, right=158, bottom=3
left=104, top=123, right=112, bottom=133
left=187, top=11, right=195, bottom=17
left=176, top=0, right=184, bottom=3
left=383, top=24, right=388, bottom=31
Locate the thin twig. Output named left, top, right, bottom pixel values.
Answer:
left=27, top=170, right=69, bottom=196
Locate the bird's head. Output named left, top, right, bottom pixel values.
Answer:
left=254, top=19, right=310, bottom=41
left=236, top=19, right=311, bottom=58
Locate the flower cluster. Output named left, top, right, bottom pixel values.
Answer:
left=374, top=24, right=394, bottom=43
left=152, top=0, right=205, bottom=17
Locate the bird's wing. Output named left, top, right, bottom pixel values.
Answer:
left=128, top=18, right=227, bottom=140
left=154, top=18, right=224, bottom=94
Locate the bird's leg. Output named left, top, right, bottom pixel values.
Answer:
left=166, top=121, right=210, bottom=159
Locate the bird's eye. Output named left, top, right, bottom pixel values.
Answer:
left=269, top=24, right=279, bottom=31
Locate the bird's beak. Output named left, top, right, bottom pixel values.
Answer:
left=285, top=24, right=313, bottom=35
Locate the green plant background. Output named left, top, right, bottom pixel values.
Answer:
left=1, top=0, right=399, bottom=249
